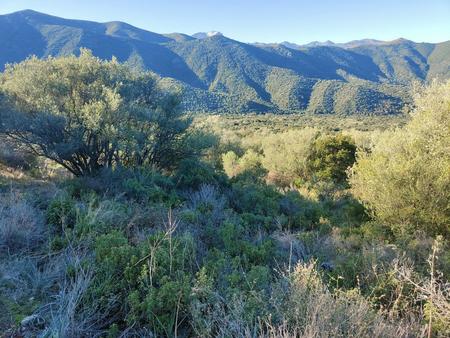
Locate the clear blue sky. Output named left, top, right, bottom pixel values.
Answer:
left=1, top=0, right=449, bottom=44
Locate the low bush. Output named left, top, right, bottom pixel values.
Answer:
left=175, top=158, right=228, bottom=190
left=90, top=227, right=197, bottom=336
left=46, top=195, right=77, bottom=233
left=0, top=138, right=37, bottom=170
left=307, top=133, right=356, bottom=185
left=0, top=191, right=44, bottom=254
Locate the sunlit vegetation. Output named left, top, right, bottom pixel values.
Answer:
left=351, top=80, right=450, bottom=237
left=0, top=54, right=448, bottom=337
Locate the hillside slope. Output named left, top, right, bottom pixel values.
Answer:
left=0, top=10, right=449, bottom=114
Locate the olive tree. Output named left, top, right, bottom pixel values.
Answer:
left=0, top=49, right=191, bottom=176
left=350, top=80, right=450, bottom=237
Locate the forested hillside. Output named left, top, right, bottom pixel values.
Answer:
left=0, top=10, right=449, bottom=114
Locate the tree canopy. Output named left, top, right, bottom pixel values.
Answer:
left=307, top=134, right=356, bottom=185
left=0, top=49, right=191, bottom=176
left=350, top=80, right=450, bottom=237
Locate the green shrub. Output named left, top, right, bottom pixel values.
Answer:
left=174, top=158, right=227, bottom=190
left=46, top=195, right=77, bottom=232
left=93, top=231, right=139, bottom=300
left=218, top=222, right=274, bottom=268
left=91, top=229, right=197, bottom=335
left=307, top=134, right=356, bottom=184
left=351, top=80, right=450, bottom=238
left=230, top=180, right=281, bottom=218
left=222, top=151, right=240, bottom=178
left=261, top=128, right=319, bottom=186
left=280, top=191, right=322, bottom=230
left=222, top=149, right=266, bottom=179
left=122, top=169, right=178, bottom=204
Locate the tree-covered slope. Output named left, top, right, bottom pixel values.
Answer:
left=351, top=39, right=435, bottom=82
left=0, top=10, right=449, bottom=114
left=0, top=10, right=202, bottom=86
left=307, top=80, right=406, bottom=115
left=427, top=40, right=450, bottom=80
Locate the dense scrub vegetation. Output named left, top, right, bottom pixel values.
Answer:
left=351, top=81, right=450, bottom=238
left=0, top=54, right=448, bottom=337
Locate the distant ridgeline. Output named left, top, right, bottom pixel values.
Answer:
left=1, top=10, right=449, bottom=115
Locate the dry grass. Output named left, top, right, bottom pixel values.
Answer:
left=189, top=261, right=425, bottom=338
left=39, top=263, right=95, bottom=337
left=0, top=190, right=45, bottom=254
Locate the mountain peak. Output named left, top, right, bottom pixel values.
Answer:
left=388, top=37, right=412, bottom=44
left=4, top=9, right=48, bottom=18
left=303, top=40, right=336, bottom=47
left=10, top=9, right=40, bottom=15
left=192, top=31, right=223, bottom=39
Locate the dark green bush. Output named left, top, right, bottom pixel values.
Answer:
left=68, top=167, right=180, bottom=205
left=122, top=169, right=179, bottom=205
left=218, top=222, right=274, bottom=268
left=230, top=180, right=281, bottom=218
left=280, top=191, right=322, bottom=230
left=45, top=195, right=77, bottom=232
left=91, top=230, right=197, bottom=335
left=174, top=158, right=228, bottom=190
left=307, top=134, right=356, bottom=184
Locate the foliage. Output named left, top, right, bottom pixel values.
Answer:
left=222, top=149, right=266, bottom=179
left=222, top=151, right=240, bottom=178
left=0, top=75, right=448, bottom=337
left=92, top=228, right=196, bottom=336
left=307, top=134, right=356, bottom=184
left=0, top=191, right=44, bottom=254
left=351, top=80, right=450, bottom=237
left=260, top=128, right=319, bottom=186
left=119, top=168, right=179, bottom=204
left=46, top=195, right=77, bottom=233
left=230, top=179, right=281, bottom=220
left=0, top=49, right=191, bottom=176
left=174, top=158, right=228, bottom=190
left=2, top=10, right=443, bottom=114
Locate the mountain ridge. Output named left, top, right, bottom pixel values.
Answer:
left=0, top=10, right=449, bottom=114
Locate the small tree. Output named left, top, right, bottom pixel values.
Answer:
left=0, top=49, right=191, bottom=176
left=222, top=151, right=240, bottom=178
left=261, top=128, right=319, bottom=186
left=350, top=80, right=450, bottom=237
left=306, top=134, right=356, bottom=185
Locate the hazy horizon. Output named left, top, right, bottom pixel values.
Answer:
left=0, top=0, right=449, bottom=44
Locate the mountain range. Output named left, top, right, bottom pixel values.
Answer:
left=1, top=9, right=449, bottom=115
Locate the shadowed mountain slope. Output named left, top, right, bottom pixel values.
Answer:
left=0, top=10, right=448, bottom=114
